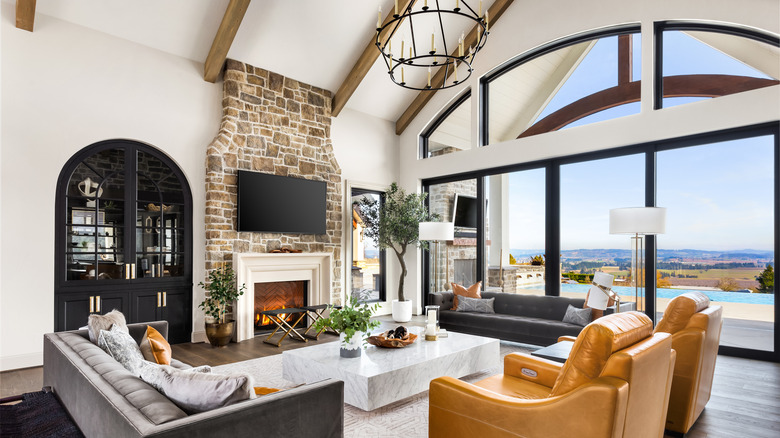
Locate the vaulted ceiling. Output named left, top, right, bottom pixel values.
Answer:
left=9, top=0, right=511, bottom=134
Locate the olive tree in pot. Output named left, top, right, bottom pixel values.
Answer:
left=358, top=183, right=436, bottom=322
left=198, top=264, right=246, bottom=347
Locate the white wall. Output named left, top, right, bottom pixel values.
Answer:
left=331, top=108, right=400, bottom=315
left=0, top=5, right=221, bottom=370
left=397, top=0, right=780, bottom=315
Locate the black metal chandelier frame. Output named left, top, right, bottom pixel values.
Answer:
left=376, top=1, right=489, bottom=91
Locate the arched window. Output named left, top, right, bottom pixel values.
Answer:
left=420, top=91, right=472, bottom=158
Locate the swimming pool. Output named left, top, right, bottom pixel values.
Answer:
left=517, top=283, right=775, bottom=305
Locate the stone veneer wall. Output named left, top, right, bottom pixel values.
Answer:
left=205, top=59, right=342, bottom=304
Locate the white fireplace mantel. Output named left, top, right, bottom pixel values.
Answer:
left=233, top=252, right=332, bottom=342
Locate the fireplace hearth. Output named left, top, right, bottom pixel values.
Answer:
left=254, top=280, right=307, bottom=333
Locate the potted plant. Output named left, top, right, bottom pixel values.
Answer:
left=357, top=183, right=437, bottom=322
left=198, top=264, right=246, bottom=347
left=312, top=297, right=381, bottom=358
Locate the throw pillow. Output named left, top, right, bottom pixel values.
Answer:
left=139, top=326, right=172, bottom=365
left=451, top=281, right=482, bottom=309
left=456, top=296, right=496, bottom=314
left=254, top=387, right=281, bottom=396
left=88, top=309, right=128, bottom=344
left=562, top=304, right=592, bottom=327
left=138, top=362, right=255, bottom=414
left=98, top=325, right=145, bottom=375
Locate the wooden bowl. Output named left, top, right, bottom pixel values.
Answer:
left=366, top=333, right=417, bottom=348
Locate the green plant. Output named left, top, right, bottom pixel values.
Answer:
left=530, top=254, right=545, bottom=266
left=312, top=297, right=381, bottom=345
left=756, top=263, right=774, bottom=293
left=357, top=183, right=437, bottom=302
left=198, top=264, right=246, bottom=324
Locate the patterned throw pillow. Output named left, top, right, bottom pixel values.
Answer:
left=562, top=304, right=592, bottom=327
left=88, top=309, right=128, bottom=344
left=451, top=281, right=482, bottom=309
left=98, top=325, right=145, bottom=375
left=456, top=296, right=496, bottom=313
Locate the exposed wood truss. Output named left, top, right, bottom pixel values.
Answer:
left=518, top=75, right=779, bottom=138
left=15, top=0, right=36, bottom=32
left=331, top=0, right=418, bottom=117
left=395, top=0, right=515, bottom=135
left=204, top=0, right=251, bottom=83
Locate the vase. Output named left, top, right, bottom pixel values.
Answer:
left=392, top=299, right=412, bottom=322
left=340, top=331, right=363, bottom=358
left=205, top=320, right=235, bottom=348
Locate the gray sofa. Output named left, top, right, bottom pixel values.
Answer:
left=44, top=321, right=344, bottom=438
left=429, top=291, right=629, bottom=346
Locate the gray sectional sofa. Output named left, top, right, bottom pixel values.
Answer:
left=429, top=291, right=629, bottom=346
left=44, top=321, right=344, bottom=438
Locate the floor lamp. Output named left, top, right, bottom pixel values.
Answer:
left=609, top=207, right=666, bottom=313
left=419, top=222, right=455, bottom=293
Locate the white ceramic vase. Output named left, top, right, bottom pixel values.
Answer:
left=340, top=331, right=363, bottom=358
left=392, top=299, right=413, bottom=323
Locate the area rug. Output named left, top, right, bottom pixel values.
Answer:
left=0, top=390, right=84, bottom=438
left=213, top=341, right=536, bottom=438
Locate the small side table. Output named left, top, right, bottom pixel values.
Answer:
left=530, top=340, right=574, bottom=363
left=259, top=308, right=308, bottom=347
left=300, top=304, right=341, bottom=340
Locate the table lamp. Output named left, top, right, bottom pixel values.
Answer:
left=609, top=207, right=666, bottom=312
left=586, top=271, right=620, bottom=313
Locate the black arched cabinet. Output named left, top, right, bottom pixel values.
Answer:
left=55, top=140, right=193, bottom=343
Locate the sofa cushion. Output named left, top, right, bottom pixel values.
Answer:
left=562, top=304, right=592, bottom=327
left=98, top=325, right=145, bottom=375
left=139, top=326, right=171, bottom=365
left=456, top=296, right=495, bottom=313
left=139, top=362, right=255, bottom=414
left=451, top=281, right=482, bottom=309
left=88, top=309, right=128, bottom=344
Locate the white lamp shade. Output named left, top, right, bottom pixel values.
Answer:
left=418, top=222, right=455, bottom=241
left=586, top=285, right=610, bottom=310
left=592, top=271, right=614, bottom=288
left=609, top=207, right=666, bottom=235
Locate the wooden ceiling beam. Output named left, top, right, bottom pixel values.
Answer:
left=15, top=0, right=36, bottom=32
left=331, top=0, right=418, bottom=117
left=204, top=0, right=252, bottom=83
left=395, top=0, right=514, bottom=135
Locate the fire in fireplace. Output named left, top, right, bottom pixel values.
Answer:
left=254, top=280, right=307, bottom=333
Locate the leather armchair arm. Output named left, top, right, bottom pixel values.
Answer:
left=503, top=353, right=563, bottom=388
left=557, top=335, right=577, bottom=343
left=429, top=376, right=629, bottom=438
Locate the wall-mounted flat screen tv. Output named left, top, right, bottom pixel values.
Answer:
left=452, top=194, right=478, bottom=228
left=237, top=171, right=327, bottom=234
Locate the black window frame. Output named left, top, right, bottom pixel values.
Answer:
left=419, top=90, right=472, bottom=159
left=349, top=187, right=387, bottom=304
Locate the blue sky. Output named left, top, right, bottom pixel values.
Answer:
left=507, top=31, right=776, bottom=252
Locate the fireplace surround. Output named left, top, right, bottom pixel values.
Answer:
left=234, top=252, right=332, bottom=342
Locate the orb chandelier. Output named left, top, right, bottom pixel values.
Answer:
left=376, top=0, right=490, bottom=91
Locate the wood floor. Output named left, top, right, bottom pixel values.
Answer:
left=2, top=331, right=778, bottom=437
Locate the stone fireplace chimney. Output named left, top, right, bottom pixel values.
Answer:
left=205, top=59, right=343, bottom=306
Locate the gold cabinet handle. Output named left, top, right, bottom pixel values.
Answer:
left=96, top=295, right=101, bottom=313
left=131, top=263, right=136, bottom=279
left=157, top=292, right=161, bottom=308
left=125, top=264, right=130, bottom=280
left=89, top=296, right=95, bottom=313
left=163, top=292, right=167, bottom=307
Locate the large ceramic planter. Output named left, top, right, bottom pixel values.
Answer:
left=340, top=331, right=363, bottom=358
left=205, top=320, right=235, bottom=348
left=392, top=299, right=412, bottom=323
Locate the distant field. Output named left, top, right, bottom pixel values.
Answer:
left=659, top=268, right=762, bottom=280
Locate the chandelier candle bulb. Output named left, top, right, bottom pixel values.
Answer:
left=485, top=10, right=489, bottom=32
left=394, top=0, right=398, bottom=15
left=401, top=40, right=405, bottom=58
left=455, top=0, right=459, bottom=10
left=377, top=6, right=381, bottom=28
left=401, top=67, right=405, bottom=83
left=428, top=67, right=432, bottom=87
left=454, top=65, right=458, bottom=81
left=409, top=47, right=412, bottom=59
left=431, top=33, right=435, bottom=52
left=479, top=0, right=482, bottom=16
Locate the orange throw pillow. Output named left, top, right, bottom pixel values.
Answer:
left=140, top=326, right=172, bottom=365
left=451, top=281, right=482, bottom=309
left=254, top=387, right=281, bottom=396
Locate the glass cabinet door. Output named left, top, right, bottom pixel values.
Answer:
left=65, top=148, right=126, bottom=281
left=135, top=151, right=185, bottom=279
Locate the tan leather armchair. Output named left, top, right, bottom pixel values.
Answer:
left=654, top=292, right=723, bottom=435
left=429, top=312, right=676, bottom=438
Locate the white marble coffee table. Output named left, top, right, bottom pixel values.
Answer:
left=282, top=329, right=499, bottom=411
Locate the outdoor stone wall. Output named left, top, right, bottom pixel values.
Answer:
left=205, top=59, right=342, bottom=304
